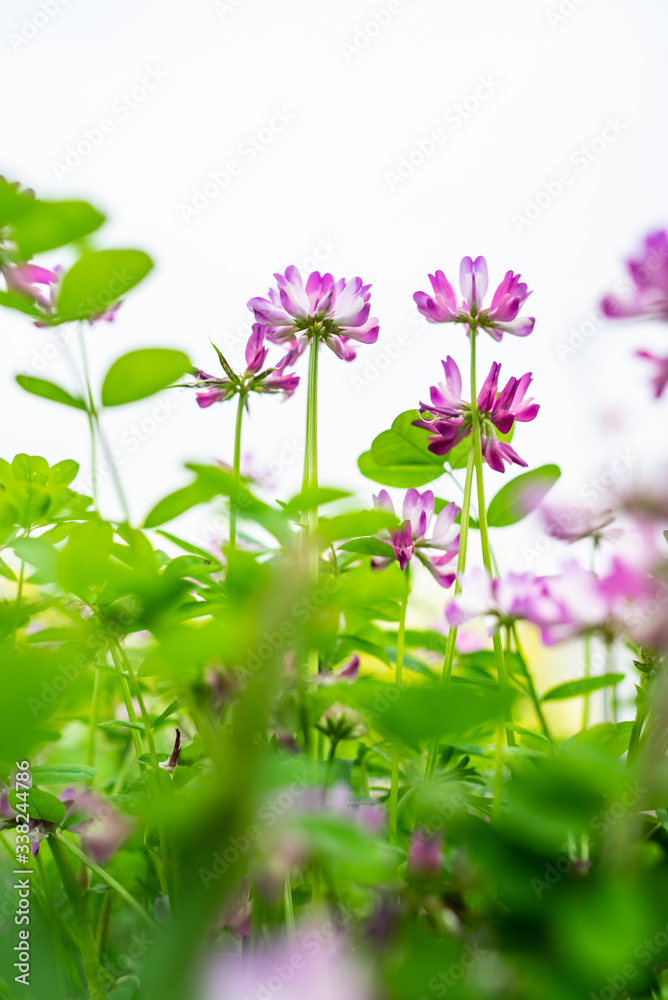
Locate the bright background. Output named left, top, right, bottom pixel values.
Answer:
left=1, top=0, right=667, bottom=718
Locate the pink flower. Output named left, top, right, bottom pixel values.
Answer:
left=635, top=350, right=668, bottom=399
left=540, top=504, right=622, bottom=545
left=446, top=560, right=653, bottom=646
left=248, top=266, right=379, bottom=361
left=601, top=231, right=668, bottom=320
left=372, top=488, right=460, bottom=587
left=2, top=262, right=121, bottom=326
left=193, top=325, right=299, bottom=408
left=2, top=263, right=60, bottom=308
left=414, top=356, right=539, bottom=472
left=408, top=828, right=443, bottom=878
left=203, top=924, right=374, bottom=1000
left=414, top=256, right=535, bottom=340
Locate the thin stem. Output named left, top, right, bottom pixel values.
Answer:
left=510, top=624, right=552, bottom=741
left=469, top=328, right=515, bottom=747
left=228, top=390, right=247, bottom=576
left=627, top=685, right=647, bottom=767
left=95, top=417, right=131, bottom=523
left=87, top=668, right=102, bottom=773
left=582, top=634, right=592, bottom=728
left=49, top=837, right=107, bottom=1000
left=77, top=323, right=99, bottom=510
left=284, top=873, right=296, bottom=938
left=36, top=850, right=69, bottom=1000
left=389, top=567, right=410, bottom=845
left=11, top=555, right=26, bottom=646
left=112, top=638, right=171, bottom=901
left=52, top=831, right=155, bottom=928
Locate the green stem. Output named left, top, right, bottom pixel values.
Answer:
left=53, top=831, right=155, bottom=928
left=389, top=567, right=410, bottom=845
left=510, top=624, right=552, bottom=741
left=87, top=667, right=102, bottom=773
left=95, top=416, right=131, bottom=523
left=284, top=874, right=296, bottom=938
left=112, top=639, right=171, bottom=901
left=77, top=324, right=99, bottom=510
left=627, top=686, right=647, bottom=767
left=582, top=633, right=592, bottom=728
left=36, top=850, right=69, bottom=999
left=299, top=335, right=320, bottom=758
left=49, top=837, right=107, bottom=1000
left=469, top=328, right=515, bottom=747
left=228, top=390, right=247, bottom=577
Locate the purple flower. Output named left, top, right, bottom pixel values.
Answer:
left=445, top=560, right=651, bottom=646
left=414, top=256, right=535, bottom=340
left=2, top=263, right=60, bottom=308
left=159, top=727, right=182, bottom=773
left=414, top=356, right=539, bottom=472
left=540, top=505, right=622, bottom=545
left=372, top=488, right=460, bottom=587
left=203, top=924, right=374, bottom=1000
left=635, top=350, right=668, bottom=399
left=601, top=231, right=668, bottom=320
left=408, top=828, right=443, bottom=878
left=248, top=266, right=379, bottom=361
left=193, top=325, right=299, bottom=408
left=0, top=785, right=131, bottom=861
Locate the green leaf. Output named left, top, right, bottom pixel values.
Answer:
left=12, top=454, right=50, bottom=484
left=542, top=673, right=625, bottom=702
left=16, top=375, right=87, bottom=411
left=0, top=289, right=42, bottom=317
left=97, top=721, right=146, bottom=733
left=560, top=721, right=634, bottom=758
left=56, top=249, right=153, bottom=322
left=101, top=348, right=190, bottom=406
left=319, top=509, right=397, bottom=543
left=358, top=410, right=445, bottom=487
left=144, top=482, right=213, bottom=528
left=282, top=487, right=351, bottom=514
left=338, top=537, right=395, bottom=558
left=0, top=556, right=16, bottom=581
left=30, top=764, right=97, bottom=784
left=49, top=459, right=79, bottom=486
left=10, top=787, right=66, bottom=825
left=13, top=199, right=105, bottom=257
left=487, top=464, right=561, bottom=528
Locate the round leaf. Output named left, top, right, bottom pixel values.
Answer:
left=101, top=348, right=190, bottom=406
left=487, top=464, right=561, bottom=528
left=56, top=249, right=153, bottom=322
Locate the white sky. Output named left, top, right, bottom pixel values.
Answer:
left=1, top=0, right=667, bottom=601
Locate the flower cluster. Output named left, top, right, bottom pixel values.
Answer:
left=0, top=261, right=121, bottom=325
left=413, top=355, right=539, bottom=472
left=372, top=488, right=460, bottom=587
left=192, top=325, right=299, bottom=407
left=248, top=265, right=379, bottom=361
left=445, top=558, right=651, bottom=645
left=414, top=255, right=535, bottom=340
left=601, top=230, right=668, bottom=397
